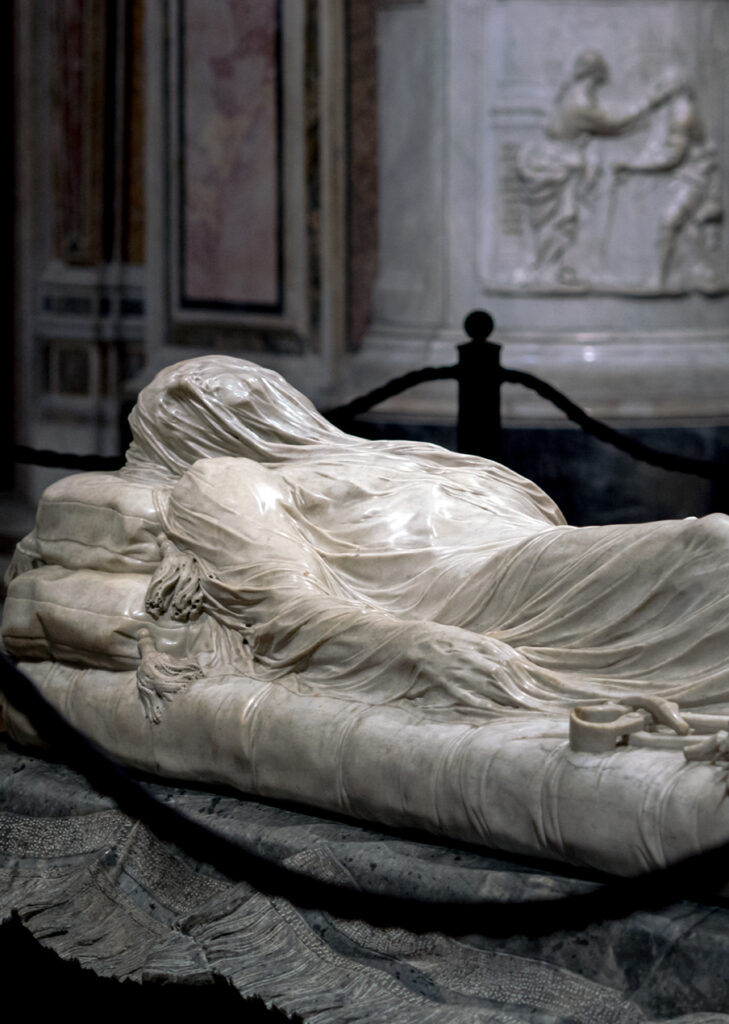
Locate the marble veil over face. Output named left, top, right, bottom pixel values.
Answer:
left=123, top=356, right=361, bottom=478
left=122, top=354, right=564, bottom=520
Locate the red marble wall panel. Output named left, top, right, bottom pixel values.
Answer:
left=122, top=0, right=145, bottom=265
left=180, top=0, right=281, bottom=310
left=52, top=0, right=107, bottom=265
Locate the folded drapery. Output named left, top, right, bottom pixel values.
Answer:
left=3, top=355, right=728, bottom=877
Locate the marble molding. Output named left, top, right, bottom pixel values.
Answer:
left=1, top=356, right=728, bottom=878
left=353, top=0, right=729, bottom=423
left=163, top=0, right=315, bottom=346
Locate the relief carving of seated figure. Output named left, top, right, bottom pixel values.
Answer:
left=516, top=50, right=666, bottom=285
left=2, top=357, right=728, bottom=876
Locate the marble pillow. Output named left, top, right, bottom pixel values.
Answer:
left=35, top=472, right=162, bottom=573
left=2, top=565, right=195, bottom=669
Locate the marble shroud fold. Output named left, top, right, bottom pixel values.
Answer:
left=2, top=356, right=728, bottom=876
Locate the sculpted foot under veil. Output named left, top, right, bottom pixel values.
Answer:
left=2, top=357, right=728, bottom=876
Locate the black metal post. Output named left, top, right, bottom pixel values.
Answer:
left=457, top=310, right=502, bottom=461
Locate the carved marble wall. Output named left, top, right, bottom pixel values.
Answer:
left=149, top=0, right=350, bottom=399
left=11, top=0, right=728, bottom=513
left=353, top=0, right=729, bottom=425
left=482, top=12, right=728, bottom=298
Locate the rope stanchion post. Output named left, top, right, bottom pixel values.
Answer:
left=458, top=310, right=502, bottom=461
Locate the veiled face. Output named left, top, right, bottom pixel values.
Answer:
left=168, top=367, right=256, bottom=416
left=199, top=371, right=254, bottom=409
left=125, top=356, right=350, bottom=477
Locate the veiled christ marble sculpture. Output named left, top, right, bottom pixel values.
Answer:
left=2, top=357, right=728, bottom=876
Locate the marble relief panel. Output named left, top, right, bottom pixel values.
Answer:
left=480, top=0, right=729, bottom=296
left=179, top=0, right=281, bottom=310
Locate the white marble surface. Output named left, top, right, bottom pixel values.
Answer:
left=2, top=356, right=728, bottom=875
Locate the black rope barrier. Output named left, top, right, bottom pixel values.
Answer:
left=501, top=369, right=726, bottom=482
left=327, top=366, right=725, bottom=480
left=14, top=314, right=726, bottom=482
left=1, top=651, right=727, bottom=937
left=324, top=309, right=726, bottom=481
left=325, top=365, right=458, bottom=424
left=13, top=445, right=124, bottom=472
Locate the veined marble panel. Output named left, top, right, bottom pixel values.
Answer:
left=179, top=0, right=281, bottom=310
left=372, top=0, right=445, bottom=326
left=52, top=0, right=108, bottom=266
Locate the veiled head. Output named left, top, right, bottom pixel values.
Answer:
left=125, top=356, right=349, bottom=477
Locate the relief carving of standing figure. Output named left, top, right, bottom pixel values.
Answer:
left=614, top=68, right=724, bottom=291
left=516, top=51, right=663, bottom=286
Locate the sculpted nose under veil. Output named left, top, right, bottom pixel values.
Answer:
left=123, top=356, right=360, bottom=478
